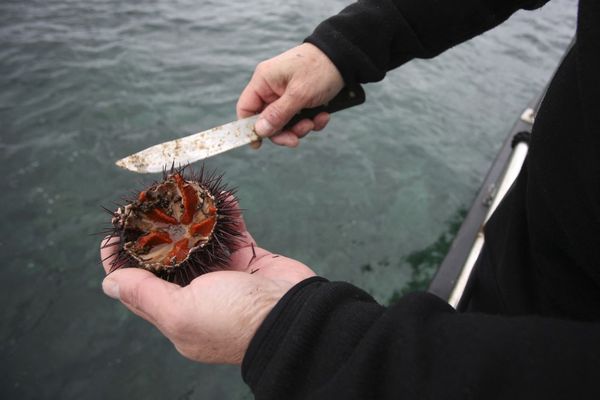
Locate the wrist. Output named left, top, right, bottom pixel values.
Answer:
left=300, top=42, right=344, bottom=83
left=242, top=277, right=329, bottom=381
left=232, top=279, right=292, bottom=365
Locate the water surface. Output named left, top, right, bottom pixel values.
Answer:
left=1, top=0, right=576, bottom=398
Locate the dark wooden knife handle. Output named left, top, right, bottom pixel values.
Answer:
left=283, top=83, right=365, bottom=130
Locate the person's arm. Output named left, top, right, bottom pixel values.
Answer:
left=238, top=0, right=549, bottom=144
left=243, top=278, right=600, bottom=399
left=305, top=0, right=550, bottom=84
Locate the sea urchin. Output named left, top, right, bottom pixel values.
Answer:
left=103, top=167, right=242, bottom=286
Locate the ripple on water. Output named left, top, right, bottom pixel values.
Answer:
left=0, top=0, right=577, bottom=399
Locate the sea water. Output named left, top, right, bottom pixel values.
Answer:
left=0, top=0, right=576, bottom=398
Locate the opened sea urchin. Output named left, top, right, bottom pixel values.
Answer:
left=105, top=167, right=242, bottom=286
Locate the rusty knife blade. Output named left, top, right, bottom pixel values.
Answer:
left=115, top=115, right=259, bottom=173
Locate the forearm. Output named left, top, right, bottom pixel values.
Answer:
left=243, top=277, right=600, bottom=399
left=305, top=0, right=550, bottom=83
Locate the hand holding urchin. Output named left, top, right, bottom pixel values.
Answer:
left=103, top=167, right=242, bottom=286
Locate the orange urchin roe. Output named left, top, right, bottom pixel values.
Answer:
left=174, top=173, right=199, bottom=225
left=147, top=208, right=178, bottom=225
left=138, top=191, right=147, bottom=202
left=190, top=216, right=216, bottom=237
left=163, top=238, right=190, bottom=264
left=125, top=172, right=218, bottom=270
left=136, top=231, right=172, bottom=249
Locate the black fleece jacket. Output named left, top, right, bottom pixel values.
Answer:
left=242, top=0, right=600, bottom=398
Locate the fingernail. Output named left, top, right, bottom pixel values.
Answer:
left=255, top=118, right=273, bottom=137
left=102, top=278, right=120, bottom=299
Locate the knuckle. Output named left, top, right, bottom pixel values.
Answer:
left=126, top=281, right=145, bottom=310
left=254, top=61, right=269, bottom=76
left=265, top=103, right=287, bottom=125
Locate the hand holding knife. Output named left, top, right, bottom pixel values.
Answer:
left=115, top=84, right=365, bottom=173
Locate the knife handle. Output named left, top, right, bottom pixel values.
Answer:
left=283, top=83, right=365, bottom=130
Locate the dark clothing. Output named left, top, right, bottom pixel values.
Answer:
left=244, top=279, right=600, bottom=399
left=242, top=0, right=600, bottom=398
left=305, top=0, right=550, bottom=84
left=470, top=38, right=600, bottom=319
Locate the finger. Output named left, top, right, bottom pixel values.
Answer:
left=249, top=139, right=262, bottom=150
left=255, top=90, right=307, bottom=137
left=237, top=83, right=267, bottom=119
left=100, top=235, right=120, bottom=274
left=251, top=253, right=317, bottom=282
left=224, top=195, right=247, bottom=233
left=102, top=268, right=181, bottom=325
left=236, top=73, right=280, bottom=119
left=290, top=118, right=315, bottom=139
left=312, top=112, right=330, bottom=131
left=222, top=196, right=258, bottom=256
left=228, top=227, right=256, bottom=259
left=270, top=131, right=299, bottom=147
left=221, top=195, right=263, bottom=271
left=227, top=236, right=272, bottom=273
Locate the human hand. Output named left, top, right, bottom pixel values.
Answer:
left=100, top=216, right=315, bottom=365
left=237, top=42, right=344, bottom=148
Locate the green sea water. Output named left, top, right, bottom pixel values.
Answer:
left=1, top=0, right=576, bottom=398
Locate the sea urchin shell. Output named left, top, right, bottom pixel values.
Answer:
left=104, top=167, right=242, bottom=286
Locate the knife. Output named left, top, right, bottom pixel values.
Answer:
left=115, top=83, right=365, bottom=173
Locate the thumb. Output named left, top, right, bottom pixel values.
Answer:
left=102, top=268, right=180, bottom=324
left=255, top=90, right=306, bottom=137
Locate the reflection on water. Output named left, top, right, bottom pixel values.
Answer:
left=1, top=0, right=576, bottom=398
left=387, top=208, right=467, bottom=305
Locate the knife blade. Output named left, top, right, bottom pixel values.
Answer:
left=116, top=83, right=365, bottom=173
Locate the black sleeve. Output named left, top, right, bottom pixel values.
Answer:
left=242, top=277, right=600, bottom=399
left=305, top=0, right=549, bottom=83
